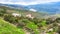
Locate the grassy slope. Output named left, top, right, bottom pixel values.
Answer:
left=0, top=18, right=25, bottom=34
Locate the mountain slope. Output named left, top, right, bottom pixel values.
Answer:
left=0, top=18, right=25, bottom=34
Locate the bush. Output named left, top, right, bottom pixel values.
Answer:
left=4, top=14, right=18, bottom=23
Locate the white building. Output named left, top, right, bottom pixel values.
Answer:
left=12, top=13, right=21, bottom=17
left=48, top=28, right=53, bottom=32
left=26, top=14, right=34, bottom=19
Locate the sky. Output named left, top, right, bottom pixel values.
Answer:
left=0, top=0, right=60, bottom=5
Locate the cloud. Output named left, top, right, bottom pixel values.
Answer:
left=0, top=0, right=60, bottom=5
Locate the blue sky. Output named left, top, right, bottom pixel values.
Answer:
left=0, top=0, right=60, bottom=5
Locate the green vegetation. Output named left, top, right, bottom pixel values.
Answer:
left=26, top=22, right=39, bottom=34
left=0, top=6, right=60, bottom=34
left=0, top=18, right=25, bottom=34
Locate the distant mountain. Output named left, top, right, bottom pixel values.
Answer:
left=25, top=2, right=60, bottom=14
left=0, top=3, right=26, bottom=9
left=0, top=2, right=60, bottom=14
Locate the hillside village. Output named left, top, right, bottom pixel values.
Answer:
left=12, top=13, right=34, bottom=19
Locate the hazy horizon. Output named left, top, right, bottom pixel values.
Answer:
left=0, top=0, right=60, bottom=5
